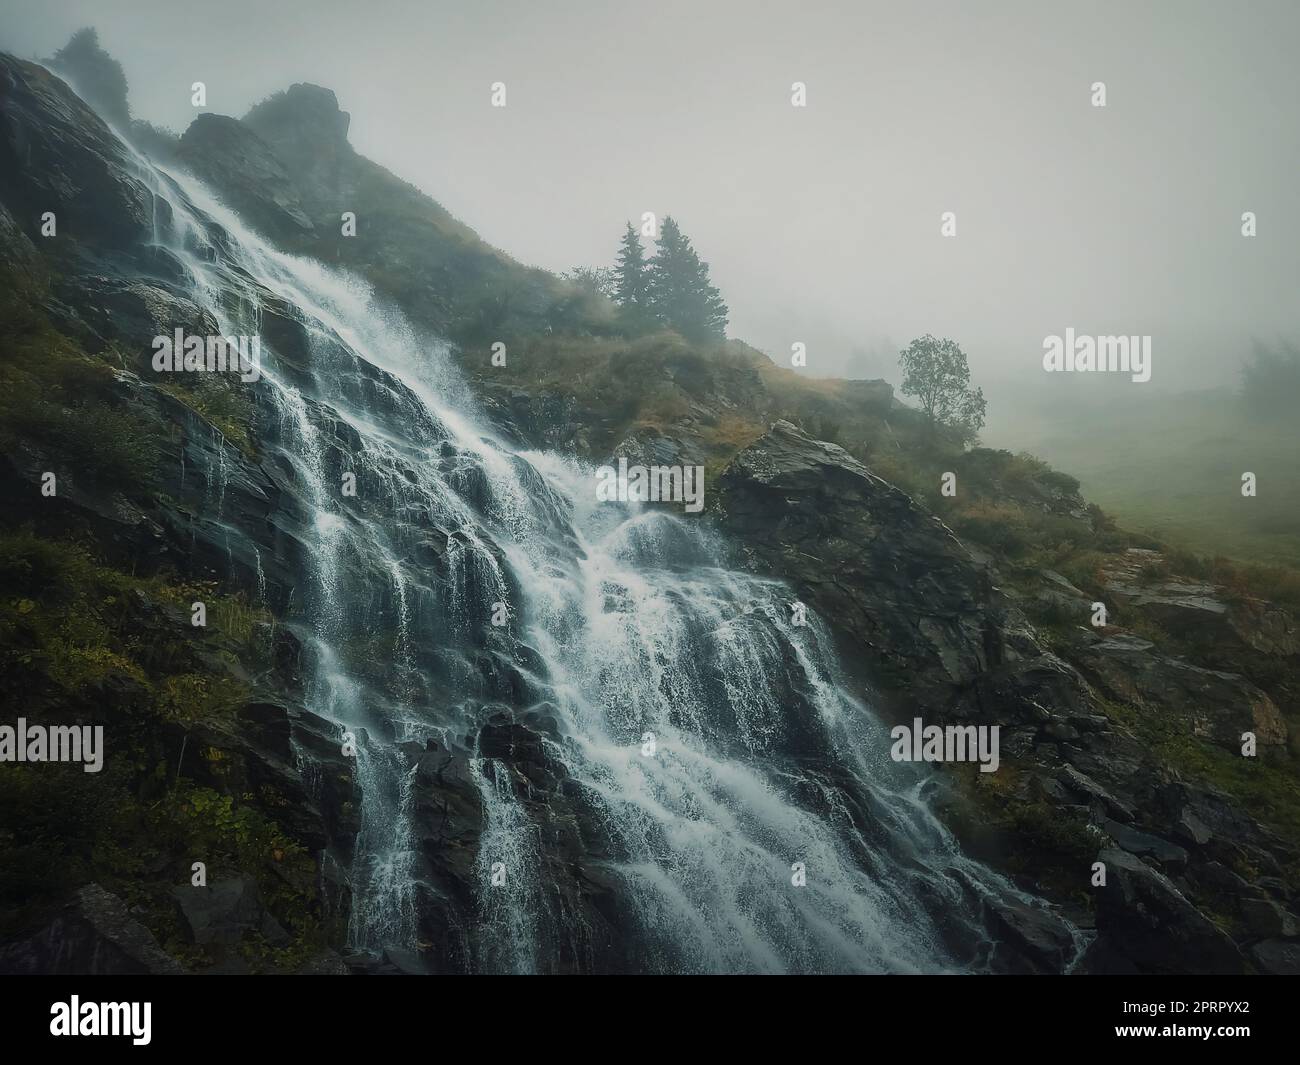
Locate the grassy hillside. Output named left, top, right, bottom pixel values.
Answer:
left=992, top=387, right=1300, bottom=568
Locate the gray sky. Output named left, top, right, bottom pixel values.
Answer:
left=3, top=0, right=1298, bottom=407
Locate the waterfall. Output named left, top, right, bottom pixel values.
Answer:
left=108, top=139, right=1074, bottom=974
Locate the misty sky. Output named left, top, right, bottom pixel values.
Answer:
left=3, top=0, right=1298, bottom=412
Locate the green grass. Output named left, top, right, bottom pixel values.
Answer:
left=994, top=388, right=1300, bottom=568
left=0, top=529, right=328, bottom=960
left=156, top=376, right=256, bottom=457
left=0, top=273, right=161, bottom=489
left=1096, top=695, right=1300, bottom=859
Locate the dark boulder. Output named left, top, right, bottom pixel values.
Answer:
left=1093, top=848, right=1245, bottom=974
left=0, top=884, right=186, bottom=974
left=171, top=877, right=289, bottom=947
left=983, top=893, right=1079, bottom=974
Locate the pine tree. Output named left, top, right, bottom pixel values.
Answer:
left=49, top=28, right=130, bottom=129
left=646, top=216, right=685, bottom=324
left=614, top=223, right=649, bottom=308
left=687, top=245, right=729, bottom=341
left=647, top=217, right=728, bottom=341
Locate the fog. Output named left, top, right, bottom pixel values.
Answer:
left=4, top=0, right=1298, bottom=416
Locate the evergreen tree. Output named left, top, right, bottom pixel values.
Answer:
left=688, top=245, right=729, bottom=340
left=646, top=216, right=686, bottom=323
left=49, top=28, right=130, bottom=129
left=614, top=223, right=649, bottom=308
left=646, top=216, right=728, bottom=341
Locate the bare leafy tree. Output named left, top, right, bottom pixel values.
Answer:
left=561, top=266, right=616, bottom=300
left=898, top=334, right=986, bottom=443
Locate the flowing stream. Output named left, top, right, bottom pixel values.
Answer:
left=101, top=128, right=1075, bottom=974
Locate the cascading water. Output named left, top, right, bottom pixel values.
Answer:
left=106, top=132, right=1077, bottom=974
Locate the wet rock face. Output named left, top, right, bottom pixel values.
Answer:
left=465, top=711, right=628, bottom=973
left=176, top=699, right=360, bottom=861
left=717, top=421, right=993, bottom=694
left=62, top=276, right=221, bottom=366
left=404, top=739, right=482, bottom=960
left=714, top=420, right=1086, bottom=723
left=0, top=58, right=164, bottom=251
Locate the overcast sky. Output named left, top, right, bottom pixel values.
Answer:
left=3, top=0, right=1298, bottom=406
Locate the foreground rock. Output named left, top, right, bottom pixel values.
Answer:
left=715, top=420, right=1088, bottom=726
left=716, top=421, right=1300, bottom=974
left=0, top=885, right=186, bottom=975
left=1103, top=549, right=1300, bottom=658
left=1093, top=849, right=1244, bottom=974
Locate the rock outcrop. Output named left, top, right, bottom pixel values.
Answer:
left=0, top=58, right=163, bottom=251
left=1091, top=848, right=1244, bottom=974
left=0, top=884, right=186, bottom=975
left=1103, top=549, right=1300, bottom=658
left=178, top=114, right=314, bottom=238
left=1071, top=630, right=1288, bottom=757
left=4, top=41, right=1298, bottom=977
left=715, top=420, right=1088, bottom=725
left=715, top=420, right=1300, bottom=973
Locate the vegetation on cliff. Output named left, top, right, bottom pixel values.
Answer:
left=2, top=29, right=1298, bottom=973
left=0, top=264, right=332, bottom=970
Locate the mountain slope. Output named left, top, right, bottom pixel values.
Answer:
left=1, top=39, right=1298, bottom=974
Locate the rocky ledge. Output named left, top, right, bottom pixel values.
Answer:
left=715, top=420, right=1300, bottom=973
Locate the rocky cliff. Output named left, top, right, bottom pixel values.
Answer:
left=713, top=421, right=1299, bottom=973
left=1, top=52, right=645, bottom=974
left=2, top=38, right=1299, bottom=975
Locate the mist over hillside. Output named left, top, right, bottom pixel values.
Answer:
left=3, top=0, right=1298, bottom=386
left=986, top=372, right=1300, bottom=567
left=7, top=0, right=1297, bottom=564
left=1, top=1, right=1299, bottom=1009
